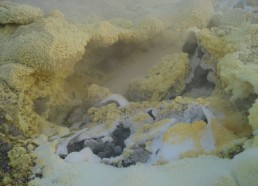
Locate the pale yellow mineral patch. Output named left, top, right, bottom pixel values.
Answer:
left=198, top=29, right=236, bottom=59
left=206, top=97, right=251, bottom=136
left=163, top=121, right=205, bottom=146
left=127, top=53, right=189, bottom=101
left=197, top=13, right=258, bottom=140
left=0, top=63, right=34, bottom=90
left=8, top=146, right=32, bottom=179
left=0, top=15, right=88, bottom=73
left=82, top=84, right=110, bottom=110
left=130, top=119, right=172, bottom=144
left=86, top=18, right=165, bottom=48
left=198, top=21, right=258, bottom=102
left=0, top=1, right=43, bottom=24
left=0, top=0, right=216, bottom=136
left=211, top=121, right=239, bottom=148
left=87, top=104, right=121, bottom=129
left=0, top=6, right=89, bottom=133
left=218, top=53, right=258, bottom=101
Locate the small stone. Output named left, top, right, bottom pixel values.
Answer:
left=114, top=146, right=122, bottom=155
left=113, top=136, right=118, bottom=144
left=84, top=139, right=104, bottom=154
left=103, top=144, right=112, bottom=154
left=97, top=152, right=106, bottom=159
left=67, top=141, right=84, bottom=153
left=110, top=142, right=115, bottom=149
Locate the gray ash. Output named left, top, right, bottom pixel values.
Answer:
left=66, top=124, right=130, bottom=159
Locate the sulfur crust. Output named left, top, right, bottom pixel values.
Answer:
left=163, top=121, right=206, bottom=145
left=0, top=1, right=43, bottom=25
left=85, top=18, right=165, bottom=47
left=4, top=0, right=258, bottom=185
left=197, top=12, right=258, bottom=131
left=87, top=104, right=122, bottom=129
left=162, top=120, right=240, bottom=155
left=127, top=53, right=189, bottom=101
left=211, top=121, right=239, bottom=148
left=82, top=84, right=110, bottom=110
left=0, top=0, right=214, bottom=135
left=0, top=63, right=34, bottom=90
left=198, top=29, right=236, bottom=59
left=0, top=15, right=88, bottom=73
left=180, top=0, right=213, bottom=29
left=0, top=12, right=90, bottom=134
left=8, top=146, right=32, bottom=178
left=205, top=97, right=251, bottom=136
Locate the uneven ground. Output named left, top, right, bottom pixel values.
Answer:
left=0, top=0, right=258, bottom=185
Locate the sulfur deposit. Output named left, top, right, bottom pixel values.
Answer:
left=0, top=0, right=258, bottom=185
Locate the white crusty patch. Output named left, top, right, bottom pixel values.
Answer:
left=98, top=94, right=129, bottom=108
left=201, top=106, right=216, bottom=152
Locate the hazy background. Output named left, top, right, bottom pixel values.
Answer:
left=11, top=0, right=183, bottom=23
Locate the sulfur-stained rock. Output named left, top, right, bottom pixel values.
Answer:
left=198, top=29, right=236, bottom=59
left=127, top=53, right=189, bottom=101
left=2, top=0, right=258, bottom=185
left=0, top=1, right=43, bottom=25
left=8, top=146, right=31, bottom=172
left=0, top=7, right=89, bottom=133
left=0, top=14, right=88, bottom=73
left=218, top=53, right=258, bottom=101
left=82, top=84, right=111, bottom=111
left=197, top=13, right=258, bottom=134
left=87, top=104, right=122, bottom=128
left=8, top=146, right=32, bottom=183
left=0, top=0, right=215, bottom=137
left=0, top=63, right=34, bottom=90
left=198, top=15, right=258, bottom=102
